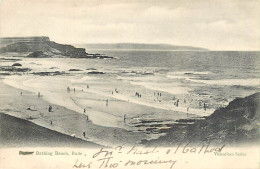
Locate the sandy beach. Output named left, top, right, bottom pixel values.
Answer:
left=0, top=81, right=150, bottom=147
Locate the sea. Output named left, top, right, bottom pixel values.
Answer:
left=1, top=50, right=260, bottom=132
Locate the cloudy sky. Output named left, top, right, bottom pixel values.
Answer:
left=0, top=0, right=259, bottom=50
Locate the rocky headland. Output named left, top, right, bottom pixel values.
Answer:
left=142, top=92, right=260, bottom=146
left=0, top=36, right=113, bottom=59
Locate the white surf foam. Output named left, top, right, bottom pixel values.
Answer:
left=130, top=81, right=191, bottom=94
left=167, top=75, right=260, bottom=87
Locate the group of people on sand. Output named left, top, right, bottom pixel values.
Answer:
left=135, top=92, right=142, bottom=98
left=67, top=85, right=90, bottom=94
left=83, top=108, right=89, bottom=120
left=154, top=92, right=162, bottom=97
left=174, top=99, right=180, bottom=107
left=154, top=92, right=162, bottom=102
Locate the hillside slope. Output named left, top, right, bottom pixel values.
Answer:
left=144, top=92, right=260, bottom=146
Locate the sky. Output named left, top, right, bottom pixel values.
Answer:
left=0, top=0, right=259, bottom=50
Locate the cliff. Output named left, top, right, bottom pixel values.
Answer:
left=143, top=92, right=260, bottom=146
left=0, top=37, right=113, bottom=58
left=0, top=37, right=87, bottom=58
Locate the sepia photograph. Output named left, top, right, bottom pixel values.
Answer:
left=0, top=0, right=259, bottom=168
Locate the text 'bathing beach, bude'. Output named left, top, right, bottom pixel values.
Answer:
left=0, top=36, right=259, bottom=148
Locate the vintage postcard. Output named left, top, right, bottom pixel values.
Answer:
left=0, top=0, right=259, bottom=169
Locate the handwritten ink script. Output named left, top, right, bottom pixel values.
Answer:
left=71, top=142, right=225, bottom=169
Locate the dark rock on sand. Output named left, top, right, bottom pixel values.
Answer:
left=0, top=66, right=31, bottom=72
left=0, top=113, right=101, bottom=147
left=87, top=71, right=105, bottom=74
left=69, top=69, right=82, bottom=71
left=143, top=92, right=260, bottom=146
left=86, top=68, right=97, bottom=70
left=31, top=71, right=65, bottom=76
left=12, top=63, right=22, bottom=66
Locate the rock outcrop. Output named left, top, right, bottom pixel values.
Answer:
left=0, top=36, right=113, bottom=59
left=143, top=92, right=260, bottom=146
left=27, top=51, right=50, bottom=58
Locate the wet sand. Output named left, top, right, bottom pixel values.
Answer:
left=0, top=81, right=149, bottom=147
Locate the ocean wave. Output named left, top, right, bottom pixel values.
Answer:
left=130, top=81, right=191, bottom=94
left=167, top=71, right=211, bottom=75
left=69, top=76, right=98, bottom=84
left=167, top=75, right=260, bottom=87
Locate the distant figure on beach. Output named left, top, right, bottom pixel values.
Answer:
left=27, top=106, right=31, bottom=110
left=84, top=108, right=86, bottom=113
left=87, top=85, right=89, bottom=89
left=83, top=131, right=86, bottom=138
left=86, top=115, right=89, bottom=121
left=50, top=120, right=52, bottom=125
left=204, top=103, right=207, bottom=111
left=67, top=86, right=70, bottom=93
left=20, top=92, right=22, bottom=96
left=48, top=105, right=52, bottom=112
left=187, top=107, right=189, bottom=112
left=38, top=92, right=40, bottom=98
left=184, top=99, right=186, bottom=103
left=112, top=91, right=113, bottom=95
left=74, top=88, right=75, bottom=93
left=139, top=94, right=141, bottom=98
left=176, top=99, right=179, bottom=107
left=124, top=114, right=126, bottom=123
left=106, top=99, right=108, bottom=106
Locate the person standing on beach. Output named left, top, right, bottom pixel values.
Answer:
left=38, top=92, right=40, bottom=98
left=106, top=99, right=108, bottom=106
left=176, top=99, right=179, bottom=107
left=204, top=103, right=207, bottom=111
left=67, top=86, right=70, bottom=93
left=74, top=88, right=75, bottom=93
left=48, top=105, right=52, bottom=112
left=83, top=131, right=86, bottom=138
left=20, top=92, right=22, bottom=96
left=124, top=114, right=126, bottom=123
